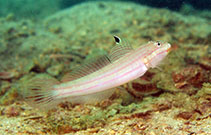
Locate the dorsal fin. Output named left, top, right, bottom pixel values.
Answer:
left=61, top=55, right=111, bottom=82
left=61, top=36, right=133, bottom=82
left=109, top=36, right=134, bottom=62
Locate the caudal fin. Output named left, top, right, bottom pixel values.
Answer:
left=23, top=75, right=60, bottom=110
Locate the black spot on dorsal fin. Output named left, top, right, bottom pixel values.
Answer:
left=109, top=36, right=134, bottom=62
left=113, top=35, right=121, bottom=44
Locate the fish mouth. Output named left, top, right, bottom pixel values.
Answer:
left=166, top=47, right=171, bottom=53
left=166, top=43, right=171, bottom=53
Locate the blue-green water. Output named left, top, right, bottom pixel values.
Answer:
left=0, top=0, right=210, bottom=19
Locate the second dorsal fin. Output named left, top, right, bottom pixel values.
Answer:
left=61, top=55, right=111, bottom=82
left=109, top=36, right=134, bottom=62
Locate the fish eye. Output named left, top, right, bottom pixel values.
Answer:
left=157, top=41, right=161, bottom=47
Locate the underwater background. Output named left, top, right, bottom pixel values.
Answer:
left=0, top=0, right=210, bottom=134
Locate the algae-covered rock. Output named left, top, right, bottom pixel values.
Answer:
left=196, top=83, right=211, bottom=96
left=0, top=81, right=11, bottom=96
left=201, top=83, right=211, bottom=95
left=0, top=85, right=18, bottom=105
left=0, top=1, right=211, bottom=134
left=47, top=64, right=64, bottom=77
left=0, top=39, right=7, bottom=53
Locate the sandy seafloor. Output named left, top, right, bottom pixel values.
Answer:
left=0, top=1, right=210, bottom=135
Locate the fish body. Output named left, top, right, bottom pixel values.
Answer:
left=25, top=36, right=171, bottom=109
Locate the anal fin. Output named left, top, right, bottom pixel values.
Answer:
left=65, top=88, right=116, bottom=104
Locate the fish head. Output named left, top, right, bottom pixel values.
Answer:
left=143, top=41, right=171, bottom=68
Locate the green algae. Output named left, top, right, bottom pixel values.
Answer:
left=0, top=83, right=18, bottom=105
left=196, top=83, right=211, bottom=96
left=201, top=83, right=211, bottom=94
left=47, top=64, right=64, bottom=77
left=47, top=95, right=157, bottom=133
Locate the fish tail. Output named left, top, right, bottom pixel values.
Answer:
left=23, top=75, right=61, bottom=110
